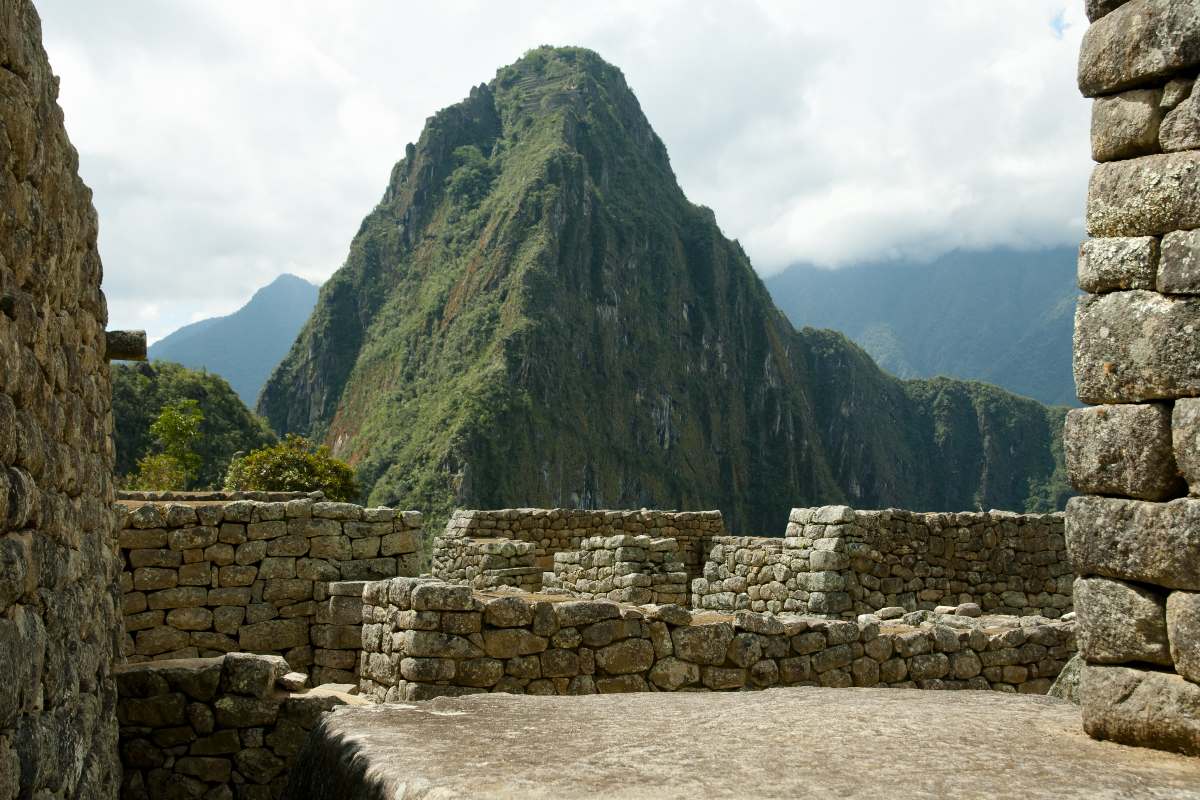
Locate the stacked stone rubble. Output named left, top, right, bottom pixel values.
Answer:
left=311, top=581, right=368, bottom=686
left=433, top=508, right=722, bottom=589
left=429, top=536, right=541, bottom=591
left=692, top=506, right=1069, bottom=618
left=357, top=578, right=1074, bottom=701
left=543, top=534, right=688, bottom=605
left=114, top=652, right=365, bottom=800
left=1, top=2, right=123, bottom=796
left=1068, top=0, right=1200, bottom=756
left=117, top=499, right=421, bottom=678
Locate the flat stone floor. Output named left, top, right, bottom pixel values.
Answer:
left=284, top=688, right=1200, bottom=799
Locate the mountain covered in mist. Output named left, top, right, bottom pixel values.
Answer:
left=259, top=46, right=1070, bottom=531
left=766, top=248, right=1078, bottom=406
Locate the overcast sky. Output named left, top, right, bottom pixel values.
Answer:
left=37, top=1, right=1091, bottom=342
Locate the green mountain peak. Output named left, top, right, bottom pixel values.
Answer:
left=259, top=48, right=1068, bottom=532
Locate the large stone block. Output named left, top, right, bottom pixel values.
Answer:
left=1166, top=591, right=1200, bottom=683
left=1078, top=0, right=1200, bottom=97
left=1087, top=151, right=1200, bottom=237
left=239, top=618, right=310, bottom=652
left=1064, top=403, right=1182, bottom=499
left=1160, top=91, right=1200, bottom=153
left=1074, top=577, right=1171, bottom=665
left=1091, top=88, right=1163, bottom=161
left=1173, top=398, right=1200, bottom=493
left=1073, top=291, right=1200, bottom=403
left=1077, top=237, right=1157, bottom=293
left=1081, top=664, right=1200, bottom=755
left=1066, top=496, right=1200, bottom=590
left=1160, top=228, right=1200, bottom=294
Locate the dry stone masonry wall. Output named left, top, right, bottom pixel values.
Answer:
left=692, top=507, right=1069, bottom=619
left=542, top=534, right=689, bottom=605
left=430, top=536, right=541, bottom=591
left=114, top=652, right=366, bottom=800
left=356, top=578, right=1075, bottom=701
left=1, top=2, right=124, bottom=797
left=1069, top=0, right=1200, bottom=757
left=432, top=508, right=723, bottom=589
left=117, top=500, right=421, bottom=681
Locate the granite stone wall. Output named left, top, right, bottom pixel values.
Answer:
left=1069, top=0, right=1200, bottom=756
left=1, top=2, right=123, bottom=796
left=429, top=535, right=541, bottom=591
left=117, top=500, right=421, bottom=680
left=432, top=509, right=723, bottom=590
left=542, top=534, right=689, bottom=605
left=356, top=578, right=1074, bottom=701
left=114, top=652, right=365, bottom=800
left=692, top=506, right=1069, bottom=618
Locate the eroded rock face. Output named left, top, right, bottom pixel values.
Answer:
left=1082, top=664, right=1200, bottom=755
left=1, top=1, right=122, bottom=796
left=1079, top=0, right=1200, bottom=97
left=1064, top=403, right=1181, bottom=500
left=1073, top=291, right=1200, bottom=403
left=1073, top=577, right=1171, bottom=665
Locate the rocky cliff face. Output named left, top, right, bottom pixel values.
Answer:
left=260, top=47, right=1067, bottom=532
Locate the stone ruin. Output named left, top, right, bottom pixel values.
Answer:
left=542, top=534, right=689, bottom=605
left=1066, top=0, right=1200, bottom=756
left=3, top=0, right=1200, bottom=796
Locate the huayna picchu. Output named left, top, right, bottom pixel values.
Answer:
left=259, top=46, right=1069, bottom=532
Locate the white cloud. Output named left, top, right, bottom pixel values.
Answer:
left=34, top=0, right=1090, bottom=340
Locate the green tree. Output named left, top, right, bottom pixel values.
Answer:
left=224, top=434, right=360, bottom=502
left=127, top=399, right=204, bottom=491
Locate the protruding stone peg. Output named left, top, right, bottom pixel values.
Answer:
left=105, top=330, right=147, bottom=361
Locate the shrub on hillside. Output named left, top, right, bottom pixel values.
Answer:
left=224, top=434, right=360, bottom=502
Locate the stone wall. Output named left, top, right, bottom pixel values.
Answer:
left=114, top=652, right=365, bottom=800
left=692, top=506, right=1069, bottom=618
left=1069, top=0, right=1200, bottom=756
left=429, top=536, right=541, bottom=591
left=117, top=500, right=421, bottom=679
left=542, top=534, right=689, bottom=605
left=1, top=2, right=124, bottom=796
left=356, top=578, right=1074, bottom=701
left=432, top=509, right=723, bottom=590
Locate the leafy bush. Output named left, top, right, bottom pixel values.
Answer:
left=224, top=435, right=360, bottom=501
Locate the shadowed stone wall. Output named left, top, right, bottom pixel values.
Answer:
left=1069, top=0, right=1200, bottom=756
left=1, top=1, right=123, bottom=796
left=117, top=500, right=422, bottom=684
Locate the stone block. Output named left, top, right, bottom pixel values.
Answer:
left=1066, top=496, right=1200, bottom=590
left=671, top=623, right=734, bottom=666
left=338, top=558, right=397, bottom=581
left=483, top=596, right=534, bottom=628
left=1064, top=403, right=1181, bottom=499
left=1073, top=291, right=1200, bottom=403
left=147, top=587, right=207, bottom=610
left=214, top=696, right=280, bottom=728
left=1174, top=398, right=1200, bottom=493
left=1091, top=88, right=1163, bottom=161
left=648, top=657, right=700, bottom=690
left=1078, top=237, right=1157, bottom=294
left=1078, top=0, right=1200, bottom=97
left=381, top=530, right=417, bottom=556
left=221, top=653, right=289, bottom=698
left=1074, top=577, right=1171, bottom=665
left=1160, top=88, right=1200, bottom=153
left=1081, top=664, right=1200, bottom=755
left=1087, top=151, right=1200, bottom=237
left=1166, top=591, right=1200, bottom=682
left=553, top=600, right=620, bottom=628
left=133, top=567, right=178, bottom=591
left=595, top=639, right=654, bottom=675
left=239, top=618, right=310, bottom=651
left=165, top=607, right=213, bottom=632
left=411, top=583, right=474, bottom=611
left=1159, top=228, right=1200, bottom=295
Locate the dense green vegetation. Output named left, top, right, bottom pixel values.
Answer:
left=225, top=435, right=360, bottom=501
left=260, top=46, right=1070, bottom=533
left=114, top=361, right=276, bottom=489
left=125, top=399, right=205, bottom=491
left=766, top=249, right=1078, bottom=407
left=149, top=274, right=319, bottom=406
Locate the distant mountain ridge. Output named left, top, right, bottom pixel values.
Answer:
left=149, top=273, right=319, bottom=406
left=765, top=248, right=1079, bottom=406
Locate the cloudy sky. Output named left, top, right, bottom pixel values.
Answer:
left=37, top=1, right=1091, bottom=342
